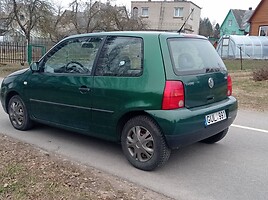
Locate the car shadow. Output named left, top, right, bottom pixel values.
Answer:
left=24, top=123, right=229, bottom=174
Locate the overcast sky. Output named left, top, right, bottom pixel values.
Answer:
left=59, top=0, right=261, bottom=25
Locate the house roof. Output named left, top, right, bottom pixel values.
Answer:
left=232, top=9, right=246, bottom=28
left=248, top=0, right=263, bottom=22
left=231, top=9, right=254, bottom=30
left=240, top=9, right=255, bottom=30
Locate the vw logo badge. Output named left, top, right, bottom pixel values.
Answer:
left=208, top=78, right=214, bottom=88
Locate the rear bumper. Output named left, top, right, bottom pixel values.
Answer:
left=146, top=96, right=238, bottom=149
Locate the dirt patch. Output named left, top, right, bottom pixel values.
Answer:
left=0, top=63, right=27, bottom=77
left=230, top=71, right=268, bottom=111
left=0, top=134, right=172, bottom=200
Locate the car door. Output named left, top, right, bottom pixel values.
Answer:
left=91, top=36, right=144, bottom=139
left=25, top=36, right=103, bottom=132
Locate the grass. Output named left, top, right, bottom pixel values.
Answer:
left=230, top=71, right=268, bottom=111
left=1, top=135, right=165, bottom=200
left=222, top=59, right=268, bottom=111
left=0, top=63, right=28, bottom=77
left=223, top=59, right=268, bottom=71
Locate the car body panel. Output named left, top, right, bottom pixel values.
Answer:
left=159, top=35, right=229, bottom=108
left=90, top=33, right=166, bottom=139
left=24, top=72, right=93, bottom=131
left=146, top=96, right=237, bottom=148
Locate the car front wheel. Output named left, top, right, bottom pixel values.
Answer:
left=121, top=115, right=171, bottom=171
left=8, top=95, right=33, bottom=131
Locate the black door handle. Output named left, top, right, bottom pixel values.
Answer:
left=79, top=86, right=91, bottom=93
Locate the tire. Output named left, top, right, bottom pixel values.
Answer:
left=121, top=115, right=171, bottom=171
left=201, top=128, right=229, bottom=144
left=8, top=95, right=33, bottom=131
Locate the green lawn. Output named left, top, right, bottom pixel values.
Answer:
left=223, top=59, right=268, bottom=71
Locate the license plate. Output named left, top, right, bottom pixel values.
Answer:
left=205, top=110, right=226, bottom=126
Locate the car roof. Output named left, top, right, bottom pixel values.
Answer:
left=65, top=31, right=207, bottom=40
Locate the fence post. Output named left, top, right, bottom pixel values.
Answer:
left=27, top=44, right=32, bottom=65
left=239, top=46, right=243, bottom=70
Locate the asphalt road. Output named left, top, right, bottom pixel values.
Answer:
left=1, top=78, right=268, bottom=200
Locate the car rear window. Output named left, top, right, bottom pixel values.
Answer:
left=168, top=38, right=227, bottom=75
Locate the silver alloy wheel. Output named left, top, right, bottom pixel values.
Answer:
left=9, top=99, right=24, bottom=127
left=126, top=126, right=154, bottom=162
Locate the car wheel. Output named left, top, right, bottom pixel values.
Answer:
left=201, top=128, right=229, bottom=144
left=8, top=95, right=33, bottom=131
left=121, top=115, right=171, bottom=171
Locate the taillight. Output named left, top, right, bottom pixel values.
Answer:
left=162, top=81, right=184, bottom=110
left=227, top=75, right=232, bottom=96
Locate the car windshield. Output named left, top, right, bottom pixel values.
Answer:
left=168, top=38, right=226, bottom=75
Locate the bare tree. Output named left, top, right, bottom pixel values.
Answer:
left=10, top=0, right=54, bottom=44
left=0, top=0, right=13, bottom=33
left=37, top=4, right=67, bottom=43
left=62, top=1, right=147, bottom=34
left=37, top=0, right=102, bottom=42
left=99, top=4, right=147, bottom=31
left=3, top=0, right=148, bottom=43
left=199, top=17, right=213, bottom=37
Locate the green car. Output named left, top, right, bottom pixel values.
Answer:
left=0, top=31, right=237, bottom=171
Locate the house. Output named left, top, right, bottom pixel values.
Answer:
left=131, top=0, right=201, bottom=34
left=248, top=0, right=268, bottom=36
left=220, top=8, right=254, bottom=37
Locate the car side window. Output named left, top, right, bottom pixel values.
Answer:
left=95, top=36, right=143, bottom=77
left=42, top=37, right=102, bottom=74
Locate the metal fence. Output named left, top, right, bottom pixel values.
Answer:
left=0, top=42, right=26, bottom=63
left=0, top=41, right=54, bottom=64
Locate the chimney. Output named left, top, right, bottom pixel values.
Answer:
left=249, top=7, right=252, bottom=10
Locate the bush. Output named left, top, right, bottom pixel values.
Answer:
left=253, top=67, right=268, bottom=81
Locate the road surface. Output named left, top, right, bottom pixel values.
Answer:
left=1, top=77, right=268, bottom=200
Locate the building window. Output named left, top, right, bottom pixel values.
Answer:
left=141, top=7, right=149, bottom=17
left=228, top=20, right=232, bottom=26
left=259, top=26, right=268, bottom=36
left=174, top=7, right=183, bottom=17
left=133, top=7, right=138, bottom=19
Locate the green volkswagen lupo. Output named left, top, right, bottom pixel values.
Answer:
left=0, top=32, right=237, bottom=171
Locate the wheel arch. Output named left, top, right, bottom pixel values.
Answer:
left=5, top=91, right=20, bottom=113
left=116, top=110, right=165, bottom=140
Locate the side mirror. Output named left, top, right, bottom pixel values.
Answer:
left=30, top=62, right=39, bottom=72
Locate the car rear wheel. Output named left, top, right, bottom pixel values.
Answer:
left=121, top=115, right=171, bottom=171
left=201, top=128, right=229, bottom=144
left=8, top=95, right=33, bottom=131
